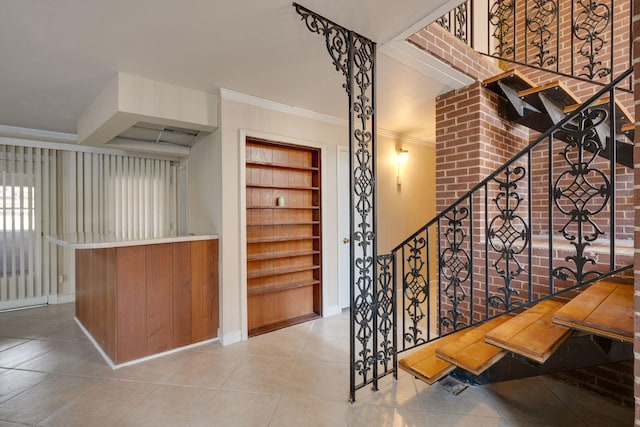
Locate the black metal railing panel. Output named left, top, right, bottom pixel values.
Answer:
left=385, top=67, right=634, bottom=355
left=435, top=0, right=631, bottom=87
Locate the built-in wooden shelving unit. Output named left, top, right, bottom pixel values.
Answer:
left=245, top=138, right=322, bottom=336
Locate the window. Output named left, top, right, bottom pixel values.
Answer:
left=0, top=173, right=36, bottom=276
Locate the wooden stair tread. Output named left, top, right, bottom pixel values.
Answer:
left=482, top=69, right=535, bottom=97
left=564, top=97, right=633, bottom=132
left=435, top=316, right=512, bottom=375
left=621, top=122, right=635, bottom=132
left=484, top=300, right=572, bottom=363
left=398, top=334, right=458, bottom=385
left=553, top=281, right=633, bottom=342
left=519, top=81, right=580, bottom=108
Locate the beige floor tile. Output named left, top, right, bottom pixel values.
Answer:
left=537, top=376, right=633, bottom=426
left=162, top=351, right=244, bottom=388
left=285, top=360, right=349, bottom=402
left=0, top=374, right=98, bottom=424
left=109, top=350, right=196, bottom=383
left=221, top=355, right=295, bottom=395
left=417, top=380, right=502, bottom=418
left=38, top=379, right=157, bottom=427
left=269, top=397, right=350, bottom=427
left=191, top=389, right=279, bottom=427
left=0, top=421, right=31, bottom=426
left=0, top=370, right=48, bottom=403
left=358, top=375, right=424, bottom=410
left=348, top=404, right=429, bottom=427
left=14, top=340, right=98, bottom=373
left=300, top=333, right=349, bottom=364
left=482, top=377, right=586, bottom=425
left=244, top=328, right=308, bottom=359
left=0, top=317, right=69, bottom=339
left=0, top=339, right=56, bottom=368
left=0, top=338, right=28, bottom=353
left=114, top=384, right=217, bottom=427
left=34, top=320, right=88, bottom=342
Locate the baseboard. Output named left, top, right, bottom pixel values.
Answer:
left=324, top=305, right=342, bottom=317
left=0, top=296, right=48, bottom=311
left=48, top=294, right=75, bottom=305
left=221, top=330, right=242, bottom=346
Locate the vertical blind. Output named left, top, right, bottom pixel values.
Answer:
left=72, top=152, right=176, bottom=240
left=0, top=145, right=57, bottom=305
left=0, top=144, right=177, bottom=308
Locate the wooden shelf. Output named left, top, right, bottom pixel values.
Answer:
left=247, top=250, right=320, bottom=261
left=246, top=160, right=318, bottom=172
left=247, top=236, right=319, bottom=244
left=249, top=312, right=321, bottom=337
left=247, top=205, right=319, bottom=210
left=246, top=183, right=319, bottom=191
left=247, top=264, right=320, bottom=279
left=247, top=221, right=319, bottom=227
left=247, top=279, right=320, bottom=296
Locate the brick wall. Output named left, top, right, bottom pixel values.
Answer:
left=633, top=0, right=640, bottom=422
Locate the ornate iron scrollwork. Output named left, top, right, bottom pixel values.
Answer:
left=553, top=106, right=611, bottom=283
left=295, top=5, right=350, bottom=93
left=436, top=15, right=450, bottom=31
left=526, top=0, right=557, bottom=68
left=573, top=0, right=612, bottom=80
left=294, top=3, right=380, bottom=401
left=376, top=255, right=394, bottom=373
left=436, top=2, right=469, bottom=44
left=489, top=0, right=515, bottom=59
left=440, top=206, right=470, bottom=331
left=403, top=236, right=429, bottom=346
left=488, top=167, right=529, bottom=310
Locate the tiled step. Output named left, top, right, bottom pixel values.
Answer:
left=398, top=334, right=457, bottom=385
left=553, top=280, right=633, bottom=342
left=484, top=300, right=572, bottom=363
left=435, top=316, right=512, bottom=376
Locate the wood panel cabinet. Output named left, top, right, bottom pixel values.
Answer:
left=245, top=138, right=322, bottom=336
left=75, top=238, right=219, bottom=365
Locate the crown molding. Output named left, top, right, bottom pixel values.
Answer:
left=0, top=124, right=77, bottom=144
left=218, top=88, right=346, bottom=126
left=377, top=128, right=435, bottom=148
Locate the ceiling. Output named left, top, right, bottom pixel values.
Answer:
left=0, top=0, right=468, bottom=144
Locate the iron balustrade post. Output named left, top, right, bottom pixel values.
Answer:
left=548, top=135, right=554, bottom=296
left=527, top=151, right=533, bottom=304
left=392, top=251, right=398, bottom=379
left=485, top=184, right=490, bottom=319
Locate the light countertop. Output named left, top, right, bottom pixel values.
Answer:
left=46, top=233, right=218, bottom=249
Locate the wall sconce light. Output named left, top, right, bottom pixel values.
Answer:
left=396, top=149, right=409, bottom=185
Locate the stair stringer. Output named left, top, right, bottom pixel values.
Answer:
left=448, top=333, right=632, bottom=386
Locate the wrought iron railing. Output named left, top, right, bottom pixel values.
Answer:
left=381, top=67, right=634, bottom=356
left=436, top=0, right=632, bottom=88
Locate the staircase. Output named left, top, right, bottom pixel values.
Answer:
left=400, top=279, right=633, bottom=385
left=397, top=66, right=635, bottom=388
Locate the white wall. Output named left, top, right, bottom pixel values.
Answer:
left=187, top=95, right=437, bottom=345
left=376, top=136, right=436, bottom=253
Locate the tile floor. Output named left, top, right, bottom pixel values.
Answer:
left=0, top=303, right=633, bottom=426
